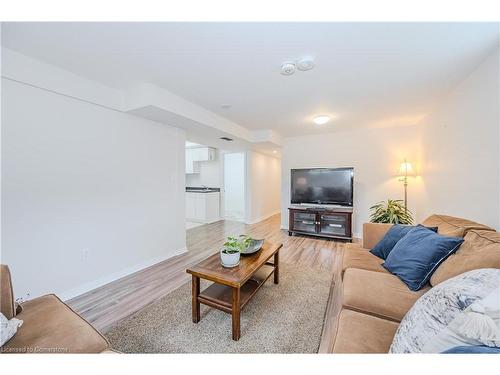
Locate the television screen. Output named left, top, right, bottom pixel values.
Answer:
left=291, top=168, right=353, bottom=206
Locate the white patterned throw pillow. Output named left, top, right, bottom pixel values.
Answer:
left=390, top=268, right=500, bottom=353
left=0, top=312, right=23, bottom=346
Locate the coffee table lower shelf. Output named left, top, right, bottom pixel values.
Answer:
left=198, top=264, right=274, bottom=313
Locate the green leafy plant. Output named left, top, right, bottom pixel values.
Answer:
left=369, top=199, right=413, bottom=224
left=222, top=235, right=252, bottom=254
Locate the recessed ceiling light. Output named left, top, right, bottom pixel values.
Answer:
left=272, top=150, right=278, bottom=154
left=313, top=115, right=331, bottom=125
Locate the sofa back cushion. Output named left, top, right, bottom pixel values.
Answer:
left=421, top=214, right=494, bottom=238
left=0, top=265, right=15, bottom=319
left=430, top=230, right=500, bottom=286
left=362, top=222, right=393, bottom=250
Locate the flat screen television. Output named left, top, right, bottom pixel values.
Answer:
left=291, top=167, right=354, bottom=206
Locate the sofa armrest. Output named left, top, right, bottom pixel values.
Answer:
left=0, top=264, right=15, bottom=319
left=362, top=223, right=393, bottom=249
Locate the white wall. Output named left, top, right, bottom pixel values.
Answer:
left=280, top=48, right=500, bottom=237
left=1, top=78, right=186, bottom=301
left=185, top=150, right=222, bottom=187
left=281, top=126, right=422, bottom=238
left=246, top=151, right=281, bottom=224
left=418, top=49, right=500, bottom=230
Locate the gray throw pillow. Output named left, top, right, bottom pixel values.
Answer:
left=0, top=312, right=23, bottom=346
left=390, top=268, right=500, bottom=353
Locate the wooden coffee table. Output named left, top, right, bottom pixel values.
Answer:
left=186, top=241, right=282, bottom=341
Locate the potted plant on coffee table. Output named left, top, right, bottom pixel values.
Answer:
left=220, top=235, right=252, bottom=268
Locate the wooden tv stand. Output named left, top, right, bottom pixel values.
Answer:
left=288, top=206, right=353, bottom=241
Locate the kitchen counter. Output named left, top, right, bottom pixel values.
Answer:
left=186, top=187, right=221, bottom=193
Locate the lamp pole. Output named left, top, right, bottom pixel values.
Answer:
left=399, top=159, right=410, bottom=212
left=403, top=174, right=408, bottom=212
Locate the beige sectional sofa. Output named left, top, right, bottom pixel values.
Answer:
left=333, top=214, right=500, bottom=353
left=2, top=214, right=498, bottom=354
left=0, top=265, right=112, bottom=353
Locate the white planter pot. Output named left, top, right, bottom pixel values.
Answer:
left=220, top=249, right=240, bottom=268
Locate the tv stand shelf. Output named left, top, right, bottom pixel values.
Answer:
left=288, top=207, right=352, bottom=241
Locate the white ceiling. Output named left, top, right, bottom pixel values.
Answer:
left=2, top=22, right=499, bottom=137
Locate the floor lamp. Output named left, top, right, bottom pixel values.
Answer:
left=397, top=159, right=414, bottom=211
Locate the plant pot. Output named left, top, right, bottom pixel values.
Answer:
left=220, top=249, right=240, bottom=268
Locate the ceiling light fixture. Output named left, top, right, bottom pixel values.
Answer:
left=280, top=62, right=296, bottom=76
left=272, top=150, right=278, bottom=154
left=313, top=115, right=331, bottom=125
left=297, top=57, right=315, bottom=71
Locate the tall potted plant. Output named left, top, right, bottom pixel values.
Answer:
left=220, top=235, right=252, bottom=268
left=369, top=199, right=413, bottom=224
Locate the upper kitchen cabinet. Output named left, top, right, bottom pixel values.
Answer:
left=192, top=147, right=216, bottom=161
left=185, top=147, right=216, bottom=174
left=185, top=148, right=199, bottom=174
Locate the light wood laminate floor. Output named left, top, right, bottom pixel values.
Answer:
left=67, top=214, right=347, bottom=353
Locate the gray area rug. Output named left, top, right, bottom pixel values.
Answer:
left=106, top=264, right=333, bottom=353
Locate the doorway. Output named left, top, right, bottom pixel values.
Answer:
left=223, top=152, right=246, bottom=221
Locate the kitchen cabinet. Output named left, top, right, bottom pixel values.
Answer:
left=186, top=191, right=220, bottom=223
left=186, top=147, right=216, bottom=174
left=191, top=147, right=216, bottom=162
left=185, top=150, right=200, bottom=174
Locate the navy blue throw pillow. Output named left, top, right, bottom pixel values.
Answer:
left=442, top=345, right=500, bottom=354
left=383, top=225, right=464, bottom=291
left=370, top=224, right=438, bottom=260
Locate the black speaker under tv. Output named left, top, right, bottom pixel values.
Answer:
left=291, top=167, right=354, bottom=206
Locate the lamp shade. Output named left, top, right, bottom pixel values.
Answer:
left=398, top=161, right=415, bottom=177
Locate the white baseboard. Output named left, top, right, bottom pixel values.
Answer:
left=58, top=247, right=188, bottom=301
left=245, top=209, right=281, bottom=225
left=225, top=217, right=246, bottom=223
left=205, top=217, right=223, bottom=224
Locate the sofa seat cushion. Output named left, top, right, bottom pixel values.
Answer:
left=1, top=294, right=109, bottom=353
left=343, top=268, right=430, bottom=322
left=342, top=244, right=389, bottom=277
left=421, top=214, right=494, bottom=238
left=430, top=230, right=500, bottom=286
left=333, top=309, right=399, bottom=353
